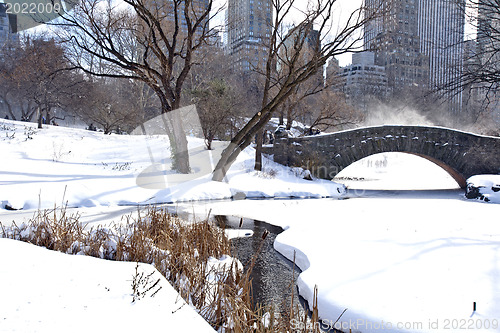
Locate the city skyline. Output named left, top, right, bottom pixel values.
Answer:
left=218, top=0, right=477, bottom=67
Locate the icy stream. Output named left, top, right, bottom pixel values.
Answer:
left=215, top=215, right=304, bottom=312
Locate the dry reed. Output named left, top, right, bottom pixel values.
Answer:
left=0, top=205, right=326, bottom=332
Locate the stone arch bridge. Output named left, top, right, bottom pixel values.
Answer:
left=271, top=125, right=500, bottom=188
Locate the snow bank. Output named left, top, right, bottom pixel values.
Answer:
left=0, top=119, right=345, bottom=211
left=466, top=175, right=500, bottom=203
left=0, top=238, right=215, bottom=332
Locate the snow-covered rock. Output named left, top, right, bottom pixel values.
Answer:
left=466, top=175, right=500, bottom=203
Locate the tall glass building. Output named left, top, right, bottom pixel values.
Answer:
left=418, top=0, right=465, bottom=114
left=227, top=0, right=272, bottom=73
left=0, top=3, right=18, bottom=47
left=365, top=0, right=466, bottom=116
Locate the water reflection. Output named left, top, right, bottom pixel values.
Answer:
left=215, top=215, right=302, bottom=312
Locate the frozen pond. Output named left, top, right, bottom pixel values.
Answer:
left=182, top=188, right=499, bottom=333
left=2, top=188, right=498, bottom=333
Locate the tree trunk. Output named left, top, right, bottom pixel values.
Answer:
left=212, top=141, right=247, bottom=182
left=2, top=99, right=16, bottom=120
left=171, top=117, right=190, bottom=173
left=162, top=107, right=191, bottom=174
left=212, top=106, right=275, bottom=182
left=45, top=108, right=52, bottom=125
left=37, top=107, right=42, bottom=129
left=254, top=128, right=263, bottom=171
left=212, top=79, right=299, bottom=182
left=286, top=104, right=293, bottom=130
left=205, top=130, right=213, bottom=150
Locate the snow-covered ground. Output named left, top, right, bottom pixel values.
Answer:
left=0, top=119, right=343, bottom=333
left=0, top=119, right=344, bottom=210
left=1, top=119, right=499, bottom=333
left=0, top=237, right=215, bottom=332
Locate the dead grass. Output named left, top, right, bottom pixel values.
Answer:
left=0, top=205, right=328, bottom=332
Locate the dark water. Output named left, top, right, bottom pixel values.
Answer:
left=215, top=215, right=343, bottom=333
left=215, top=215, right=303, bottom=312
left=344, top=188, right=464, bottom=199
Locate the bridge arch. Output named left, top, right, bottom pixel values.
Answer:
left=336, top=152, right=465, bottom=188
left=405, top=152, right=465, bottom=187
left=272, top=125, right=500, bottom=189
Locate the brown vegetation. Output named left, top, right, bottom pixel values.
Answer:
left=0, top=206, right=326, bottom=332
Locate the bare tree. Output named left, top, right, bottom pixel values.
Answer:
left=466, top=0, right=500, bottom=87
left=186, top=49, right=248, bottom=150
left=0, top=44, right=23, bottom=120
left=211, top=0, right=383, bottom=181
left=188, top=78, right=244, bottom=149
left=303, top=90, right=362, bottom=133
left=70, top=78, right=145, bottom=133
left=53, top=0, right=222, bottom=172
left=0, top=36, right=84, bottom=126
left=277, top=65, right=362, bottom=133
left=441, top=0, right=500, bottom=131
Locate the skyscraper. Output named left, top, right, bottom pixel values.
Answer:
left=337, top=52, right=391, bottom=112
left=0, top=3, right=17, bottom=48
left=153, top=0, right=210, bottom=39
left=418, top=0, right=465, bottom=114
left=365, top=0, right=466, bottom=116
left=477, top=0, right=499, bottom=55
left=279, top=25, right=320, bottom=73
left=365, top=0, right=429, bottom=95
left=476, top=0, right=500, bottom=127
left=227, top=0, right=272, bottom=73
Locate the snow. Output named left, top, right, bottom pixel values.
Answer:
left=0, top=119, right=343, bottom=332
left=267, top=117, right=306, bottom=137
left=309, top=123, right=500, bottom=140
left=183, top=192, right=500, bottom=333
left=467, top=175, right=500, bottom=203
left=0, top=119, right=345, bottom=210
left=1, top=119, right=499, bottom=333
left=0, top=237, right=215, bottom=332
left=334, top=152, right=461, bottom=190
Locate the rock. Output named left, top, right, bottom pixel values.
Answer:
left=465, top=177, right=500, bottom=203
left=465, top=184, right=483, bottom=200
left=4, top=204, right=18, bottom=211
left=232, top=192, right=246, bottom=200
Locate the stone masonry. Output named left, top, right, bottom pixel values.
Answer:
left=271, top=125, right=500, bottom=188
